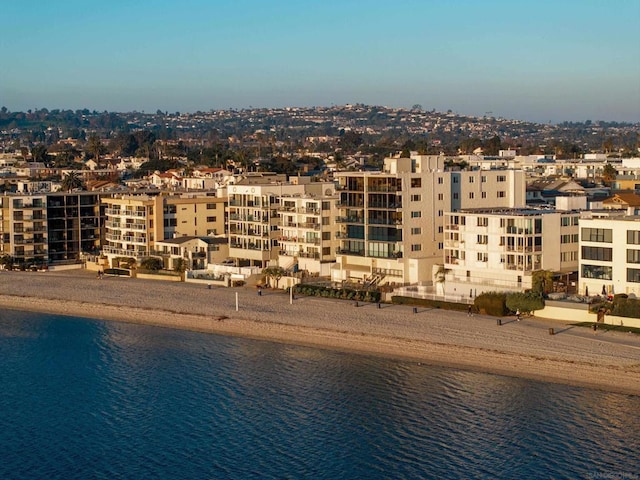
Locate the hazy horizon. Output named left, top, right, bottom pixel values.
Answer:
left=2, top=0, right=639, bottom=124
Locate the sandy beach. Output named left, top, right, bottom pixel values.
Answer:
left=1, top=269, right=639, bottom=395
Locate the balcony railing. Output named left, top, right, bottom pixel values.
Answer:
left=336, top=217, right=364, bottom=224
left=298, top=222, right=320, bottom=230
left=101, top=246, right=148, bottom=258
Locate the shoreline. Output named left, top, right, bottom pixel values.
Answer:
left=2, top=272, right=640, bottom=395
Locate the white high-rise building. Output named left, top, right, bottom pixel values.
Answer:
left=332, top=155, right=526, bottom=286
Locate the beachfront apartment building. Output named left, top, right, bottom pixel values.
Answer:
left=442, top=208, right=580, bottom=295
left=227, top=179, right=337, bottom=270
left=101, top=193, right=226, bottom=265
left=579, top=214, right=640, bottom=297
left=331, top=155, right=525, bottom=285
left=46, top=192, right=103, bottom=263
left=0, top=193, right=48, bottom=268
left=276, top=189, right=339, bottom=276
left=0, top=191, right=105, bottom=268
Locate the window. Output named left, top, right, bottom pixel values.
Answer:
left=477, top=217, right=488, bottom=227
left=581, top=246, right=612, bottom=261
left=411, top=194, right=421, bottom=201
left=497, top=191, right=505, bottom=198
left=581, top=264, right=612, bottom=280
left=411, top=178, right=422, bottom=188
left=411, top=244, right=422, bottom=252
left=477, top=235, right=488, bottom=244
left=206, top=203, right=217, bottom=209
left=438, top=193, right=444, bottom=200
left=469, top=177, right=475, bottom=183
left=322, top=232, right=331, bottom=240
left=469, top=192, right=474, bottom=199
left=411, top=211, right=421, bottom=218
left=481, top=176, right=487, bottom=183
left=438, top=242, right=443, bottom=249
left=627, top=249, right=640, bottom=264
left=628, top=268, right=640, bottom=283
left=438, top=177, right=443, bottom=184
left=206, top=216, right=217, bottom=222
left=561, top=217, right=570, bottom=226
left=477, top=252, right=488, bottom=262
left=582, top=227, right=613, bottom=243
left=628, top=230, right=640, bottom=245
left=438, top=226, right=443, bottom=233
left=497, top=175, right=506, bottom=182
left=453, top=177, right=459, bottom=184
left=481, top=192, right=487, bottom=198
left=438, top=210, right=443, bottom=217
left=411, top=227, right=422, bottom=235
left=453, top=193, right=459, bottom=199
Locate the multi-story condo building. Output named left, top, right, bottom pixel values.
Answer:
left=46, top=192, right=103, bottom=263
left=332, top=155, right=525, bottom=285
left=443, top=208, right=580, bottom=294
left=101, top=193, right=226, bottom=265
left=579, top=214, right=640, bottom=297
left=0, top=194, right=48, bottom=268
left=0, top=191, right=105, bottom=268
left=228, top=178, right=336, bottom=269
left=276, top=190, right=338, bottom=275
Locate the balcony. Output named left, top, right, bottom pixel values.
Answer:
left=367, top=218, right=402, bottom=226
left=101, top=246, right=148, bottom=258
left=106, top=209, right=146, bottom=218
left=298, top=222, right=320, bottom=230
left=298, top=251, right=320, bottom=259
left=367, top=185, right=401, bottom=193
left=337, top=249, right=365, bottom=256
left=368, top=204, right=402, bottom=210
left=336, top=217, right=364, bottom=224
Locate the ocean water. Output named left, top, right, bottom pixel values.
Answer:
left=0, top=310, right=638, bottom=480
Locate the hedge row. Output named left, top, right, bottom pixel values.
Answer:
left=590, top=294, right=640, bottom=319
left=294, top=285, right=381, bottom=303
left=104, top=268, right=130, bottom=276
left=474, top=292, right=510, bottom=316
left=391, top=296, right=469, bottom=311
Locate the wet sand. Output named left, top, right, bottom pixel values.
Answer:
left=1, top=270, right=639, bottom=395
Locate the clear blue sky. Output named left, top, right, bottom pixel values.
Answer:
left=1, top=0, right=639, bottom=123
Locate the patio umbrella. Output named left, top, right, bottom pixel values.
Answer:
left=602, top=285, right=607, bottom=295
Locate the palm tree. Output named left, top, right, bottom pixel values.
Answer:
left=61, top=171, right=83, bottom=192
left=263, top=266, right=286, bottom=289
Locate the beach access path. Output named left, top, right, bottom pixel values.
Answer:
left=1, top=269, right=639, bottom=395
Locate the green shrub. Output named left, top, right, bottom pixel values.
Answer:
left=294, top=285, right=380, bottom=303
left=506, top=292, right=544, bottom=314
left=140, top=257, right=163, bottom=271
left=474, top=292, right=509, bottom=316
left=104, top=268, right=129, bottom=276
left=391, top=296, right=468, bottom=311
left=611, top=296, right=640, bottom=319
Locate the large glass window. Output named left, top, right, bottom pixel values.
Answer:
left=581, top=264, right=612, bottom=280
left=581, top=246, right=613, bottom=262
left=627, top=268, right=640, bottom=283
left=627, top=249, right=640, bottom=264
left=581, top=227, right=612, bottom=243
left=628, top=230, right=640, bottom=245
